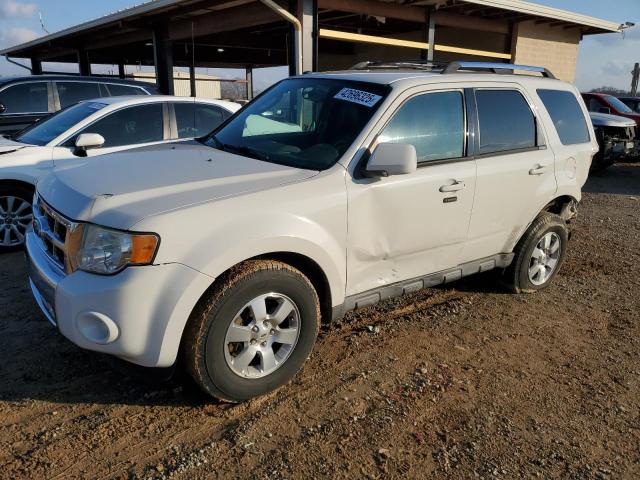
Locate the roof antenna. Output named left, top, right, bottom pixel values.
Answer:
left=39, top=12, right=50, bottom=35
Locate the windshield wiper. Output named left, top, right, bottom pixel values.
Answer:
left=208, top=135, right=266, bottom=162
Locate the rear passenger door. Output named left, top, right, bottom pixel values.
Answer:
left=463, top=86, right=557, bottom=263
left=346, top=87, right=477, bottom=296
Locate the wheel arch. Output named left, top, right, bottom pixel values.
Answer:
left=192, top=251, right=334, bottom=325
left=0, top=178, right=36, bottom=195
left=508, top=195, right=578, bottom=253
left=540, top=195, right=579, bottom=219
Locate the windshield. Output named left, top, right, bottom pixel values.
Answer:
left=604, top=95, right=634, bottom=114
left=16, top=101, right=106, bottom=146
left=205, top=77, right=390, bottom=170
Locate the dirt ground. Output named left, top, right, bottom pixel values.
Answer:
left=1, top=163, right=639, bottom=480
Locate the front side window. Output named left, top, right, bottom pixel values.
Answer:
left=69, top=103, right=164, bottom=148
left=379, top=91, right=465, bottom=163
left=205, top=78, right=390, bottom=170
left=174, top=103, right=228, bottom=138
left=0, top=82, right=49, bottom=114
left=57, top=82, right=102, bottom=108
left=16, top=102, right=106, bottom=146
left=537, top=89, right=590, bottom=145
left=476, top=89, right=536, bottom=155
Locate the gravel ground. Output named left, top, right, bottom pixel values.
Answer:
left=1, top=163, right=639, bottom=479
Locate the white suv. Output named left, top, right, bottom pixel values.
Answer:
left=25, top=62, right=597, bottom=402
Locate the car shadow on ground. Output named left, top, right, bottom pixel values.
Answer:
left=0, top=252, right=219, bottom=407
left=584, top=162, right=640, bottom=196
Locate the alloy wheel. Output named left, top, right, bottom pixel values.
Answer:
left=0, top=196, right=32, bottom=247
left=528, top=232, right=561, bottom=286
left=223, top=292, right=301, bottom=379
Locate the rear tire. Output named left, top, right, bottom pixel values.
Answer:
left=502, top=212, right=568, bottom=293
left=183, top=260, right=320, bottom=402
left=0, top=184, right=34, bottom=253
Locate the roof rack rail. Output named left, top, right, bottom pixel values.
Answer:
left=350, top=60, right=448, bottom=71
left=442, top=61, right=556, bottom=79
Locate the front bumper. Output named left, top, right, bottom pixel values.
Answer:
left=25, top=229, right=214, bottom=367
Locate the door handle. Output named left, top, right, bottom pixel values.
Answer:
left=529, top=164, right=547, bottom=176
left=439, top=180, right=466, bottom=193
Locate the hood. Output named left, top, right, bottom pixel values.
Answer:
left=0, top=136, right=29, bottom=154
left=37, top=141, right=318, bottom=229
left=589, top=112, right=637, bottom=128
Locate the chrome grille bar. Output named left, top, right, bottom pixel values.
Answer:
left=32, top=194, right=80, bottom=274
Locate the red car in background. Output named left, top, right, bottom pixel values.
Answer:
left=582, top=92, right=640, bottom=126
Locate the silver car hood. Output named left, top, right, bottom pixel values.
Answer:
left=589, top=112, right=637, bottom=128
left=37, top=141, right=318, bottom=229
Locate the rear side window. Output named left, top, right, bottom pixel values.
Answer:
left=174, top=103, right=229, bottom=138
left=105, top=84, right=146, bottom=96
left=538, top=89, right=590, bottom=145
left=0, top=82, right=49, bottom=113
left=57, top=82, right=102, bottom=108
left=379, top=91, right=465, bottom=162
left=476, top=89, right=536, bottom=155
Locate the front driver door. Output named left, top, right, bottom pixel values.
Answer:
left=346, top=87, right=477, bottom=297
left=54, top=102, right=168, bottom=165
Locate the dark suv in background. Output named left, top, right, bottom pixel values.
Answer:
left=618, top=96, right=640, bottom=114
left=0, top=75, right=159, bottom=135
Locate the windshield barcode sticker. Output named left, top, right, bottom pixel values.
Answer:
left=334, top=88, right=382, bottom=107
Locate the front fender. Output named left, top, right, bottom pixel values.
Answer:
left=137, top=168, right=348, bottom=307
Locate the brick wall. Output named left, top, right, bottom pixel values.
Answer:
left=511, top=20, right=581, bottom=82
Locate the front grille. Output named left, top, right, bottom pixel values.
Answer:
left=32, top=195, right=80, bottom=274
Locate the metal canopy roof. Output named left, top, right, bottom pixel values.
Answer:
left=412, top=0, right=621, bottom=34
left=0, top=0, right=622, bottom=63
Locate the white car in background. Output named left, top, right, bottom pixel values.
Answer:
left=0, top=95, right=240, bottom=250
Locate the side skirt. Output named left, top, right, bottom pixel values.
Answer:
left=331, top=253, right=514, bottom=321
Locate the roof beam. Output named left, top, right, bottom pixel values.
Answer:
left=169, top=2, right=281, bottom=40
left=434, top=11, right=509, bottom=33
left=318, top=0, right=426, bottom=23
left=318, top=0, right=509, bottom=33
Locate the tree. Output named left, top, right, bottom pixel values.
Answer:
left=221, top=81, right=248, bottom=101
left=589, top=86, right=631, bottom=96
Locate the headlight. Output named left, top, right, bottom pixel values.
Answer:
left=75, top=224, right=159, bottom=275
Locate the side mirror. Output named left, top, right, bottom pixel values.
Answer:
left=74, top=133, right=105, bottom=156
left=0, top=103, right=6, bottom=114
left=365, top=143, right=417, bottom=177
left=598, top=107, right=611, bottom=114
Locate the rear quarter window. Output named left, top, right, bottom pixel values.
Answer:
left=538, top=89, right=590, bottom=145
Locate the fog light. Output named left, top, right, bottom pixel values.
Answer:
left=76, top=311, right=119, bottom=345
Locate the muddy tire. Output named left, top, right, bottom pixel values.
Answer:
left=183, top=260, right=320, bottom=402
left=502, top=212, right=569, bottom=293
left=0, top=184, right=34, bottom=253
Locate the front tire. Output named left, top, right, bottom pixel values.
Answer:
left=183, top=260, right=320, bottom=402
left=503, top=212, right=568, bottom=293
left=0, top=184, right=34, bottom=252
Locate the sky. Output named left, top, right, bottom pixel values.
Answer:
left=0, top=0, right=638, bottom=92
